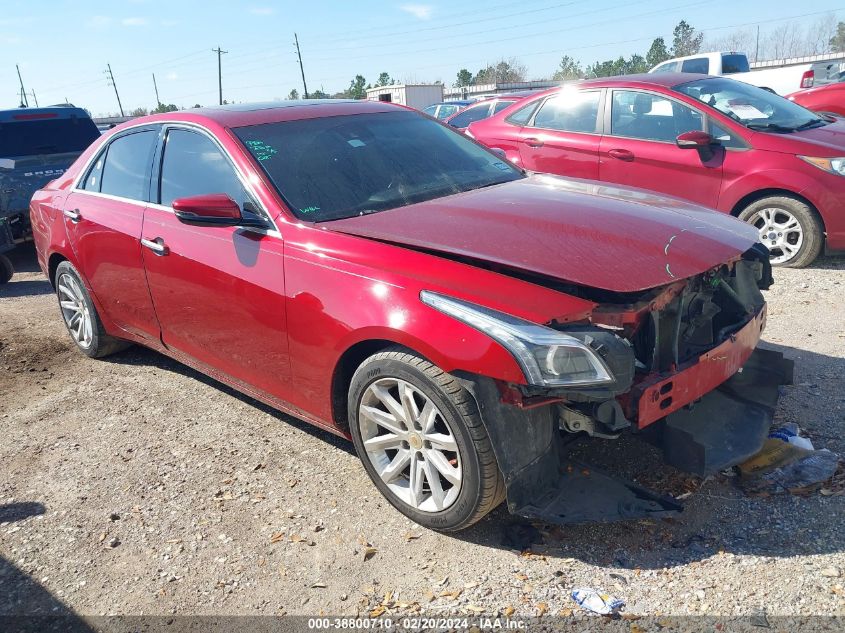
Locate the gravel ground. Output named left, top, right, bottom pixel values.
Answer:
left=1, top=245, right=844, bottom=621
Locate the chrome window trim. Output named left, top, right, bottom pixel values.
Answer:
left=71, top=119, right=280, bottom=235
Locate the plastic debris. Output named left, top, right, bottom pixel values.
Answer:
left=768, top=423, right=814, bottom=450
left=738, top=435, right=839, bottom=495
left=571, top=588, right=625, bottom=616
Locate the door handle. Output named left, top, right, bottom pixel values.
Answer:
left=608, top=148, right=635, bottom=162
left=523, top=137, right=544, bottom=148
left=141, top=237, right=169, bottom=256
left=63, top=208, right=81, bottom=222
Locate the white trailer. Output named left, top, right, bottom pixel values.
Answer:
left=365, top=84, right=444, bottom=111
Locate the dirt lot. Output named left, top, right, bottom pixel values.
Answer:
left=1, top=244, right=844, bottom=621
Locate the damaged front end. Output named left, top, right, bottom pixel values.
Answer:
left=459, top=245, right=794, bottom=525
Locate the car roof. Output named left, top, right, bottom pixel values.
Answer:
left=130, top=99, right=402, bottom=129
left=0, top=106, right=92, bottom=122
left=578, top=73, right=709, bottom=89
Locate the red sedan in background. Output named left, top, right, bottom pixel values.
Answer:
left=787, top=81, right=845, bottom=117
left=468, top=73, right=845, bottom=268
left=31, top=100, right=790, bottom=531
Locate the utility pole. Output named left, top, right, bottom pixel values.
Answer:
left=755, top=25, right=760, bottom=63
left=16, top=64, right=28, bottom=108
left=294, top=33, right=309, bottom=99
left=152, top=73, right=161, bottom=108
left=105, top=63, right=125, bottom=117
left=28, top=90, right=39, bottom=108
left=212, top=46, right=228, bottom=105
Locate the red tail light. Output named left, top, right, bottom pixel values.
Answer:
left=12, top=112, right=59, bottom=120
left=800, top=70, right=814, bottom=89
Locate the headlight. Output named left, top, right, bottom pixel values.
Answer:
left=798, top=155, right=845, bottom=176
left=420, top=291, right=614, bottom=387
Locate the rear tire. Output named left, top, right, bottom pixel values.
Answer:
left=737, top=196, right=824, bottom=268
left=54, top=261, right=130, bottom=358
left=348, top=347, right=505, bottom=532
left=0, top=254, right=12, bottom=285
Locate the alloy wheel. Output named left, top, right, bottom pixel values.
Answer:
left=358, top=377, right=462, bottom=513
left=747, top=207, right=804, bottom=265
left=57, top=273, right=93, bottom=348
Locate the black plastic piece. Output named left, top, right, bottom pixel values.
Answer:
left=661, top=347, right=794, bottom=476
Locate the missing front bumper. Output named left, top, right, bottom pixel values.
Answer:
left=460, top=346, right=793, bottom=525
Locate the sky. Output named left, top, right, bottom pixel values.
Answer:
left=1, top=0, right=842, bottom=116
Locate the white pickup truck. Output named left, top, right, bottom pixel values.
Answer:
left=649, top=51, right=817, bottom=95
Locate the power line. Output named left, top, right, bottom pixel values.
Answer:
left=294, top=33, right=309, bottom=98
left=105, top=63, right=125, bottom=117
left=213, top=46, right=228, bottom=105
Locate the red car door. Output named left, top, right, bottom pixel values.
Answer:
left=599, top=89, right=723, bottom=208
left=517, top=89, right=603, bottom=180
left=63, top=127, right=161, bottom=341
left=140, top=126, right=292, bottom=400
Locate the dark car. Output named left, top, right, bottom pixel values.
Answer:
left=0, top=106, right=100, bottom=282
left=32, top=101, right=791, bottom=531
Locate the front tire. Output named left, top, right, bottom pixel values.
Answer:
left=348, top=347, right=505, bottom=532
left=54, top=261, right=129, bottom=358
left=737, top=196, right=824, bottom=268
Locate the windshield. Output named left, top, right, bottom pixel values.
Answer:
left=234, top=110, right=523, bottom=222
left=674, top=77, right=825, bottom=132
left=0, top=116, right=100, bottom=158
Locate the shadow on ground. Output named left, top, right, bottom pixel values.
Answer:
left=0, top=502, right=94, bottom=632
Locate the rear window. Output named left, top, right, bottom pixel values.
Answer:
left=234, top=110, right=522, bottom=222
left=721, top=54, right=750, bottom=74
left=0, top=116, right=99, bottom=158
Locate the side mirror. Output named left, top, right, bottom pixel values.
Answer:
left=676, top=131, right=720, bottom=161
left=172, top=194, right=264, bottom=228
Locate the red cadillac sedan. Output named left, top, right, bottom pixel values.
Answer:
left=467, top=73, right=845, bottom=268
left=31, top=101, right=791, bottom=531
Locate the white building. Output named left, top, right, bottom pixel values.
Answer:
left=365, top=84, right=444, bottom=110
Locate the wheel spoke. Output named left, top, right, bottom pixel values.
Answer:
left=363, top=433, right=404, bottom=451
left=379, top=448, right=411, bottom=483
left=58, top=282, right=76, bottom=301
left=426, top=432, right=457, bottom=453
left=399, top=382, right=419, bottom=427
left=422, top=459, right=446, bottom=510
left=426, top=448, right=461, bottom=486
left=83, top=314, right=92, bottom=344
left=360, top=405, right=405, bottom=436
left=371, top=384, right=407, bottom=424
left=418, top=400, right=438, bottom=434
left=60, top=300, right=80, bottom=312
left=409, top=458, right=425, bottom=507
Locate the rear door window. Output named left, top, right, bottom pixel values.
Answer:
left=99, top=130, right=158, bottom=201
left=529, top=91, right=601, bottom=133
left=506, top=101, right=539, bottom=126
left=681, top=58, right=710, bottom=74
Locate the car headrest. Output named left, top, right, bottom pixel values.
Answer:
left=633, top=94, right=653, bottom=115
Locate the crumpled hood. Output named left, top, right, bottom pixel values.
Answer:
left=326, top=175, right=759, bottom=293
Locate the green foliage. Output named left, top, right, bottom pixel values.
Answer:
left=671, top=20, right=703, bottom=57
left=455, top=68, right=473, bottom=87
left=346, top=75, right=368, bottom=99
left=376, top=72, right=393, bottom=87
left=551, top=55, right=583, bottom=81
left=287, top=88, right=300, bottom=100
left=646, top=37, right=671, bottom=68
left=130, top=107, right=149, bottom=117
left=310, top=89, right=331, bottom=99
left=152, top=103, right=178, bottom=113
left=474, top=59, right=527, bottom=84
